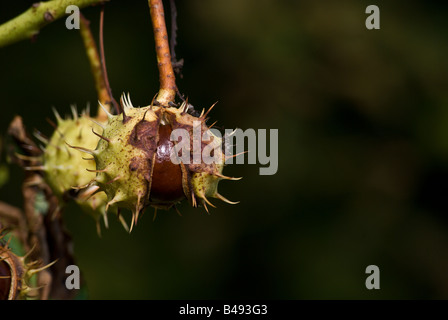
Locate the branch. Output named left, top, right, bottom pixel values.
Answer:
left=169, top=0, right=184, bottom=78
left=149, top=0, right=177, bottom=105
left=0, top=0, right=105, bottom=48
left=79, top=12, right=112, bottom=121
left=98, top=6, right=120, bottom=114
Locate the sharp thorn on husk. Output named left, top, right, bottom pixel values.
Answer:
left=91, top=128, right=111, bottom=143
left=52, top=107, right=62, bottom=123
left=21, top=242, right=37, bottom=261
left=28, top=259, right=58, bottom=276
left=201, top=194, right=216, bottom=208
left=14, top=153, right=41, bottom=162
left=46, top=118, right=64, bottom=137
left=130, top=213, right=135, bottom=233
left=86, top=167, right=108, bottom=173
left=191, top=193, right=197, bottom=208
left=64, top=144, right=72, bottom=158
left=98, top=101, right=113, bottom=119
left=118, top=214, right=129, bottom=233
left=202, top=201, right=210, bottom=214
left=24, top=165, right=45, bottom=171
left=79, top=185, right=100, bottom=200
left=153, top=208, right=158, bottom=222
left=84, top=103, right=91, bottom=117
left=135, top=193, right=142, bottom=225
left=103, top=212, right=109, bottom=229
left=208, top=120, right=218, bottom=129
left=180, top=97, right=189, bottom=114
left=65, top=142, right=96, bottom=156
left=105, top=175, right=121, bottom=185
left=213, top=173, right=242, bottom=181
left=96, top=221, right=102, bottom=238
left=33, top=129, right=49, bottom=145
left=90, top=118, right=106, bottom=129
left=214, top=192, right=240, bottom=205
left=201, top=101, right=218, bottom=120
left=225, top=150, right=249, bottom=160
left=127, top=92, right=134, bottom=108
left=70, top=105, right=79, bottom=121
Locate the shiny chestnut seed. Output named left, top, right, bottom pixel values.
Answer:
left=0, top=259, right=11, bottom=300
left=150, top=124, right=185, bottom=204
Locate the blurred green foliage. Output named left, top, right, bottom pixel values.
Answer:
left=1, top=0, right=448, bottom=299
left=0, top=137, right=8, bottom=188
left=0, top=165, right=8, bottom=189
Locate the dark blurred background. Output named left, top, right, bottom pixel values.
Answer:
left=1, top=0, right=448, bottom=299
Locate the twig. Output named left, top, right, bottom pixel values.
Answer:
left=0, top=0, right=106, bottom=48
left=98, top=6, right=120, bottom=114
left=169, top=0, right=178, bottom=64
left=149, top=0, right=177, bottom=105
left=79, top=13, right=110, bottom=121
left=79, top=12, right=117, bottom=120
left=169, top=0, right=184, bottom=78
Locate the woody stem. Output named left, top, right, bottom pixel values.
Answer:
left=79, top=13, right=112, bottom=121
left=148, top=0, right=177, bottom=105
left=0, top=0, right=105, bottom=48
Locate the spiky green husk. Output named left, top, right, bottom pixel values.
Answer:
left=42, top=108, right=109, bottom=224
left=0, top=230, right=55, bottom=299
left=93, top=104, right=157, bottom=215
left=77, top=94, right=238, bottom=230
